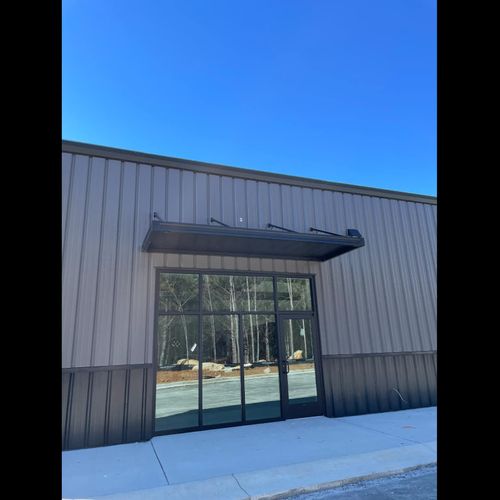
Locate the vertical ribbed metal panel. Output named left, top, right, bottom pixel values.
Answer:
left=62, top=366, right=154, bottom=450
left=128, top=164, right=152, bottom=365
left=62, top=151, right=436, bottom=369
left=91, top=159, right=121, bottom=366
left=322, top=353, right=436, bottom=418
left=66, top=371, right=91, bottom=449
left=315, top=194, right=436, bottom=356
left=72, top=157, right=106, bottom=367
left=86, top=371, right=108, bottom=448
left=62, top=154, right=90, bottom=367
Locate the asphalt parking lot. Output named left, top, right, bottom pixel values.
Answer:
left=288, top=465, right=437, bottom=499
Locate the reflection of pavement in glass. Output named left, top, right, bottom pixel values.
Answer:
left=155, top=383, right=198, bottom=418
left=156, top=370, right=317, bottom=418
left=287, top=369, right=318, bottom=402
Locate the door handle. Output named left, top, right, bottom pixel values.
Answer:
left=282, top=359, right=289, bottom=374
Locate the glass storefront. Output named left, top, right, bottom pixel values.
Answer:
left=155, top=272, right=318, bottom=433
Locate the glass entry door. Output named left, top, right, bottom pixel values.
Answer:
left=154, top=271, right=324, bottom=435
left=279, top=316, right=322, bottom=418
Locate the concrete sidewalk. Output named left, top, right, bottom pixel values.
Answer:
left=62, top=407, right=436, bottom=500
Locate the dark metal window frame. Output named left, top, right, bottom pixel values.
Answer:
left=152, top=267, right=326, bottom=437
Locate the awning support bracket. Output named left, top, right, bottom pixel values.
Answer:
left=209, top=217, right=231, bottom=227
left=267, top=223, right=298, bottom=233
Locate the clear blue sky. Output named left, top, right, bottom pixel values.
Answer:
left=63, top=0, right=436, bottom=196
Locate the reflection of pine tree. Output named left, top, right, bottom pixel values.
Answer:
left=302, top=319, right=308, bottom=359
left=254, top=278, right=259, bottom=361
left=160, top=275, right=198, bottom=364
left=228, top=276, right=239, bottom=363
left=264, top=317, right=270, bottom=361
left=246, top=277, right=255, bottom=362
left=205, top=278, right=217, bottom=362
left=286, top=278, right=295, bottom=355
left=159, top=316, right=177, bottom=366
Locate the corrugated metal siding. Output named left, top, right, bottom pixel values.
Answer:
left=315, top=194, right=437, bottom=355
left=322, top=353, right=437, bottom=418
left=62, top=366, right=154, bottom=450
left=62, top=152, right=436, bottom=367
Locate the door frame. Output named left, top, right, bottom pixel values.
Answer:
left=277, top=312, right=325, bottom=419
left=152, top=268, right=326, bottom=436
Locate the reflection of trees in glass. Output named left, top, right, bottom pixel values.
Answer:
left=157, top=315, right=197, bottom=368
left=283, top=319, right=312, bottom=361
left=205, top=280, right=217, bottom=360
left=159, top=273, right=198, bottom=312
left=246, top=277, right=255, bottom=362
left=159, top=274, right=199, bottom=364
left=202, top=275, right=274, bottom=312
left=243, top=315, right=277, bottom=364
left=158, top=274, right=312, bottom=367
left=203, top=275, right=274, bottom=363
left=302, top=319, right=308, bottom=359
left=264, top=316, right=270, bottom=360
left=202, top=315, right=239, bottom=365
left=283, top=279, right=308, bottom=358
left=286, top=279, right=295, bottom=354
left=277, top=278, right=311, bottom=311
left=228, top=276, right=239, bottom=361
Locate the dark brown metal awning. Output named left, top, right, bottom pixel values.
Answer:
left=142, top=221, right=365, bottom=262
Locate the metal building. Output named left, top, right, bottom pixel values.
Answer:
left=62, top=140, right=437, bottom=451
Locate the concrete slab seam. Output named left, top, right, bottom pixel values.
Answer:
left=232, top=473, right=252, bottom=498
left=248, top=461, right=437, bottom=500
left=150, top=441, right=170, bottom=485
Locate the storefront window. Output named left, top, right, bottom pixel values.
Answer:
left=155, top=272, right=316, bottom=433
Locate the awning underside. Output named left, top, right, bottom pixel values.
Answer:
left=142, top=221, right=365, bottom=262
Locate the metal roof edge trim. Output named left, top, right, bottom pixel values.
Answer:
left=62, top=140, right=437, bottom=205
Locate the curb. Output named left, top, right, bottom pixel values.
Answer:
left=251, top=462, right=437, bottom=499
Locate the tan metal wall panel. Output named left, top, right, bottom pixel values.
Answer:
left=269, top=182, right=282, bottom=226
left=180, top=170, right=195, bottom=223
left=92, top=159, right=122, bottom=367
left=194, top=172, right=208, bottom=224
left=246, top=180, right=258, bottom=228
left=315, top=194, right=436, bottom=356
left=280, top=184, right=293, bottom=230
left=62, top=151, right=436, bottom=368
left=128, top=165, right=152, bottom=365
left=208, top=174, right=221, bottom=222
left=166, top=168, right=181, bottom=221
left=257, top=181, right=270, bottom=228
left=146, top=253, right=164, bottom=364
left=109, top=162, right=136, bottom=366
left=62, top=152, right=73, bottom=251
left=62, top=154, right=90, bottom=367
left=234, top=177, right=247, bottom=227
left=72, top=157, right=106, bottom=367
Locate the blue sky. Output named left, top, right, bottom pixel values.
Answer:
left=63, top=0, right=436, bottom=195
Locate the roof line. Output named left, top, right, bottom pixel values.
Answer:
left=61, top=140, right=437, bottom=205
